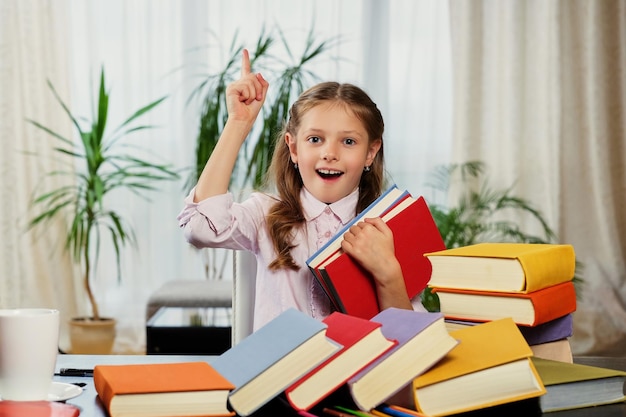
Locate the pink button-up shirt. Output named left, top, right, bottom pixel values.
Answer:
left=178, top=188, right=362, bottom=330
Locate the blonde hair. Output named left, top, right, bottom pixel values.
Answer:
left=264, top=82, right=385, bottom=271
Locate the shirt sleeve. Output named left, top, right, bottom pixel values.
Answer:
left=177, top=189, right=268, bottom=252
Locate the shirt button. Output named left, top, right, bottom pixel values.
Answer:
left=324, top=207, right=332, bottom=214
left=325, top=231, right=331, bottom=237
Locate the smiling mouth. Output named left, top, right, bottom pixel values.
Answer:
left=317, top=169, right=343, bottom=179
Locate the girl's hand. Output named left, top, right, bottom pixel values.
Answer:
left=192, top=49, right=269, bottom=202
left=341, top=217, right=398, bottom=280
left=341, top=217, right=412, bottom=310
left=225, top=49, right=269, bottom=125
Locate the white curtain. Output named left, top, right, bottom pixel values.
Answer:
left=449, top=0, right=626, bottom=356
left=1, top=0, right=452, bottom=353
left=0, top=0, right=82, bottom=350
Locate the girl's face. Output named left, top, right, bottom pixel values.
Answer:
left=285, top=102, right=381, bottom=204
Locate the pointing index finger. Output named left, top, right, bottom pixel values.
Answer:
left=241, top=49, right=251, bottom=77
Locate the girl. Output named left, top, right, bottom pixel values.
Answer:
left=178, top=50, right=421, bottom=331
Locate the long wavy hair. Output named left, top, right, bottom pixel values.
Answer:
left=263, top=82, right=386, bottom=271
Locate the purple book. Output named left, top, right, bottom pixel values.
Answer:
left=446, top=314, right=573, bottom=346
left=518, top=314, right=573, bottom=345
left=347, top=308, right=458, bottom=411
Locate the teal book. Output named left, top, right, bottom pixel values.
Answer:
left=210, top=308, right=341, bottom=416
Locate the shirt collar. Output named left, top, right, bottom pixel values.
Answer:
left=301, top=187, right=359, bottom=225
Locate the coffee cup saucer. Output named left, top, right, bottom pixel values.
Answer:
left=48, top=382, right=83, bottom=402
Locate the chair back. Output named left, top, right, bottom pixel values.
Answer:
left=231, top=250, right=257, bottom=345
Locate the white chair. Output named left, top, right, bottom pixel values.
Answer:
left=231, top=250, right=257, bottom=345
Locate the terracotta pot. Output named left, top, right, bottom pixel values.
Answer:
left=68, top=317, right=116, bottom=354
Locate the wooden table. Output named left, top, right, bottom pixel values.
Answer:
left=55, top=355, right=626, bottom=416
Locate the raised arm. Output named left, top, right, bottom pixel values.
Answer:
left=341, top=217, right=413, bottom=311
left=193, top=49, right=269, bottom=202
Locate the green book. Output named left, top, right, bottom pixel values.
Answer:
left=531, top=357, right=626, bottom=412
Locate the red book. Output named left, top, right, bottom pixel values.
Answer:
left=94, top=361, right=235, bottom=417
left=306, top=185, right=411, bottom=308
left=284, top=312, right=397, bottom=411
left=434, top=281, right=577, bottom=326
left=313, top=195, right=446, bottom=319
left=0, top=401, right=80, bottom=417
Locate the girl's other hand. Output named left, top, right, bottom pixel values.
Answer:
left=341, top=217, right=399, bottom=281
left=225, top=49, right=269, bottom=124
left=341, top=217, right=412, bottom=310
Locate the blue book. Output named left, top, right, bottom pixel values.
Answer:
left=210, top=308, right=341, bottom=416
left=306, top=184, right=408, bottom=269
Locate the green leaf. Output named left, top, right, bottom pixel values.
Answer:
left=27, top=66, right=179, bottom=319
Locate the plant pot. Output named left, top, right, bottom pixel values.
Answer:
left=68, top=317, right=116, bottom=354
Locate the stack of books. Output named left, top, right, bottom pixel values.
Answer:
left=90, top=292, right=626, bottom=417
left=389, top=319, right=626, bottom=416
left=425, top=243, right=577, bottom=362
left=93, top=307, right=458, bottom=417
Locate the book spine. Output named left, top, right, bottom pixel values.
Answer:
left=528, top=282, right=577, bottom=326
left=307, top=185, right=403, bottom=265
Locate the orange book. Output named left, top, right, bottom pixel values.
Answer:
left=285, top=312, right=397, bottom=411
left=433, top=281, right=576, bottom=326
left=93, top=361, right=235, bottom=417
left=412, top=318, right=545, bottom=416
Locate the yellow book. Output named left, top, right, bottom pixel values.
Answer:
left=412, top=318, right=545, bottom=417
left=425, top=243, right=576, bottom=293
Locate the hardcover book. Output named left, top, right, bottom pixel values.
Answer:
left=445, top=313, right=574, bottom=345
left=310, top=193, right=445, bottom=319
left=0, top=401, right=81, bottom=417
left=531, top=357, right=626, bottom=412
left=210, top=308, right=341, bottom=416
left=93, top=361, right=235, bottom=417
left=425, top=243, right=576, bottom=293
left=530, top=338, right=573, bottom=363
left=412, top=318, right=545, bottom=417
left=433, top=281, right=577, bottom=326
left=518, top=313, right=574, bottom=345
left=348, top=308, right=458, bottom=411
left=285, top=312, right=397, bottom=411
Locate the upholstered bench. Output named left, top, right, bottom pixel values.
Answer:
left=145, top=279, right=233, bottom=321
left=145, top=279, right=233, bottom=354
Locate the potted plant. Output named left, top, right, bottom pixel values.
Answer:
left=27, top=68, right=179, bottom=353
left=420, top=161, right=583, bottom=312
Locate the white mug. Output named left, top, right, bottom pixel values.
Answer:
left=0, top=308, right=60, bottom=401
